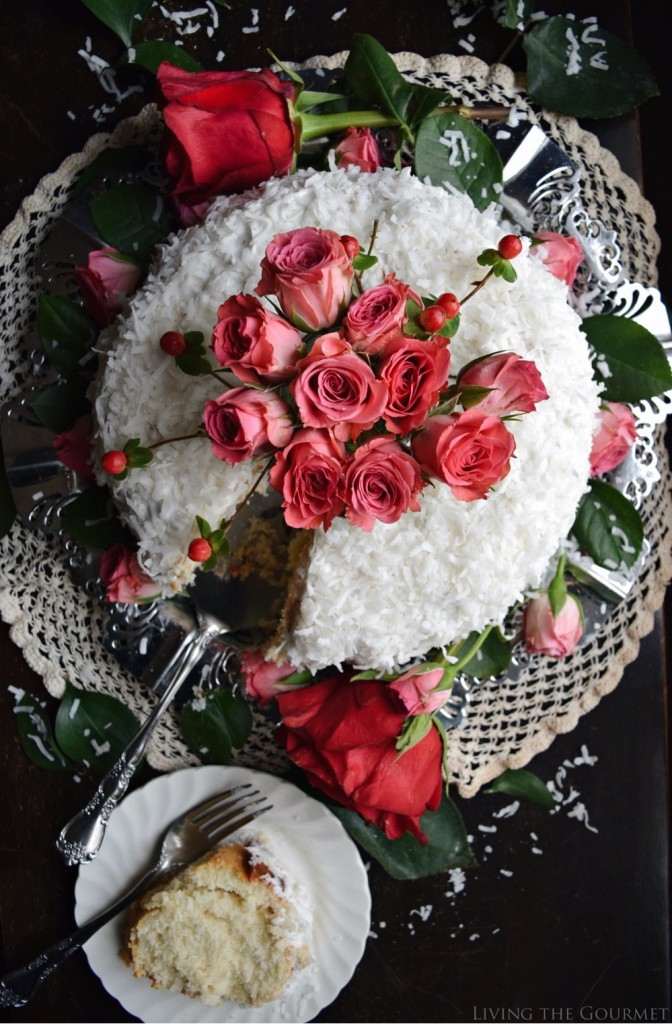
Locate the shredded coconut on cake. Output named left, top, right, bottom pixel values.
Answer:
left=94, top=166, right=600, bottom=670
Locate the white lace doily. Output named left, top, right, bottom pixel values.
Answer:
left=1, top=54, right=670, bottom=796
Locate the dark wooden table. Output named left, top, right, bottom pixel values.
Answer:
left=1, top=1, right=670, bottom=1021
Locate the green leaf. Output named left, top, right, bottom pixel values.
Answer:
left=90, top=183, right=174, bottom=263
left=0, top=440, right=17, bottom=539
left=55, top=679, right=141, bottom=773
left=12, top=690, right=72, bottom=771
left=580, top=315, right=672, bottom=401
left=127, top=40, right=202, bottom=74
left=524, top=16, right=659, bottom=118
left=504, top=0, right=534, bottom=29
left=395, top=714, right=433, bottom=754
left=37, top=294, right=98, bottom=376
left=344, top=33, right=415, bottom=129
left=459, top=628, right=512, bottom=679
left=31, top=381, right=90, bottom=433
left=352, top=253, right=378, bottom=273
left=485, top=768, right=556, bottom=809
left=73, top=145, right=156, bottom=199
left=408, top=82, right=452, bottom=129
left=180, top=688, right=253, bottom=765
left=80, top=0, right=153, bottom=47
left=571, top=478, right=644, bottom=570
left=415, top=114, right=503, bottom=211
left=331, top=794, right=476, bottom=879
left=61, top=486, right=130, bottom=549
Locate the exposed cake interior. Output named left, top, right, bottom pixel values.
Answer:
left=94, top=166, right=600, bottom=672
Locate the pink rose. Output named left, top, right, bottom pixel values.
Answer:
left=203, top=387, right=293, bottom=465
left=52, top=414, right=95, bottom=482
left=99, top=544, right=159, bottom=604
left=343, top=436, right=425, bottom=530
left=333, top=127, right=383, bottom=173
left=74, top=248, right=142, bottom=328
left=378, top=336, right=451, bottom=434
left=290, top=333, right=388, bottom=441
left=256, top=227, right=354, bottom=330
left=389, top=666, right=448, bottom=715
left=589, top=401, right=637, bottom=476
left=412, top=408, right=516, bottom=502
left=239, top=650, right=302, bottom=706
left=533, top=232, right=585, bottom=287
left=269, top=427, right=346, bottom=530
left=344, top=275, right=422, bottom=355
left=171, top=195, right=210, bottom=228
left=523, top=592, right=584, bottom=658
left=211, top=293, right=303, bottom=383
left=457, top=352, right=549, bottom=416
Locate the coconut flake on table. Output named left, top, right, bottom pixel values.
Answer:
left=95, top=166, right=599, bottom=669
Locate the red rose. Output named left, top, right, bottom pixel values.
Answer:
left=203, top=387, right=293, bottom=465
left=412, top=408, right=516, bottom=502
left=157, top=63, right=296, bottom=203
left=276, top=674, right=444, bottom=843
left=99, top=544, right=159, bottom=604
left=74, top=248, right=141, bottom=328
left=211, top=293, right=303, bottom=383
left=269, top=427, right=346, bottom=530
left=52, top=414, right=95, bottom=482
left=290, top=333, right=388, bottom=441
left=343, top=436, right=425, bottom=530
left=378, top=336, right=451, bottom=434
left=523, top=592, right=584, bottom=658
left=533, top=231, right=585, bottom=286
left=256, top=227, right=354, bottom=330
left=457, top=352, right=548, bottom=416
left=333, top=127, right=383, bottom=173
left=343, top=274, right=422, bottom=355
left=589, top=401, right=637, bottom=476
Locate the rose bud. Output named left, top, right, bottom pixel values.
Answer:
left=332, top=126, right=383, bottom=173
left=589, top=401, right=637, bottom=476
left=99, top=544, right=159, bottom=604
left=52, top=414, right=95, bottom=482
left=239, top=650, right=305, bottom=706
left=344, top=274, right=422, bottom=356
left=523, top=591, right=584, bottom=659
left=269, top=427, right=347, bottom=531
left=343, top=436, right=425, bottom=530
left=533, top=231, right=585, bottom=287
left=412, top=408, right=516, bottom=502
left=211, top=293, right=303, bottom=383
left=256, top=227, right=354, bottom=331
left=157, top=63, right=296, bottom=203
left=203, top=387, right=293, bottom=465
left=389, top=665, right=448, bottom=716
left=74, top=248, right=141, bottom=328
left=457, top=352, right=548, bottom=416
left=378, top=336, right=451, bottom=435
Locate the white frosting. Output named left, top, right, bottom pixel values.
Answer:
left=94, top=166, right=600, bottom=671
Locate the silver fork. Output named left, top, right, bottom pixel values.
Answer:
left=0, top=784, right=272, bottom=1008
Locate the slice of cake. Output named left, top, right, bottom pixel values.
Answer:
left=94, top=165, right=600, bottom=672
left=123, top=839, right=313, bottom=1007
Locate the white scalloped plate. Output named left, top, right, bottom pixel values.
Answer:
left=74, top=765, right=371, bottom=1023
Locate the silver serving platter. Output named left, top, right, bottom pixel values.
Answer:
left=2, top=121, right=671, bottom=727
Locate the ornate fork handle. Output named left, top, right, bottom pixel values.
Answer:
left=56, top=617, right=223, bottom=865
left=0, top=865, right=157, bottom=1008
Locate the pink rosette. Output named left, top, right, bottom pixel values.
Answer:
left=211, top=293, right=303, bottom=383
left=457, top=352, right=548, bottom=416
left=52, top=414, right=95, bottom=482
left=343, top=274, right=422, bottom=355
left=523, top=592, right=584, bottom=658
left=378, top=335, right=451, bottom=434
left=256, top=227, right=354, bottom=330
left=239, top=651, right=303, bottom=706
left=589, top=401, right=637, bottom=476
left=290, top=333, right=388, bottom=440
left=269, top=427, right=347, bottom=530
left=99, top=544, right=159, bottom=604
left=533, top=231, right=585, bottom=286
left=203, top=386, right=293, bottom=465
left=74, top=248, right=141, bottom=328
left=389, top=665, right=448, bottom=716
left=412, top=408, right=516, bottom=502
left=343, top=436, right=425, bottom=530
left=333, top=126, right=383, bottom=173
